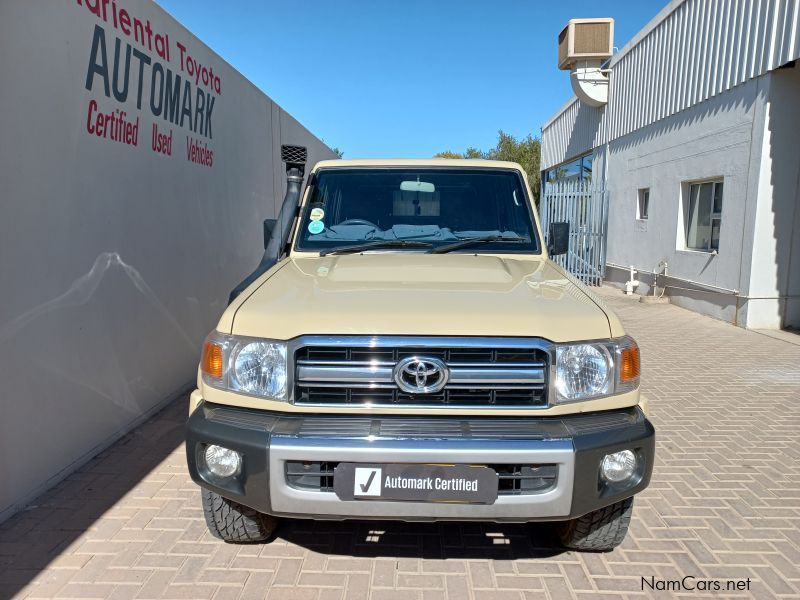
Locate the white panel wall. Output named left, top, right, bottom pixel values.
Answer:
left=602, top=77, right=768, bottom=324
left=542, top=0, right=800, bottom=169
left=541, top=99, right=604, bottom=169
left=745, top=65, right=800, bottom=328
left=0, top=0, right=336, bottom=522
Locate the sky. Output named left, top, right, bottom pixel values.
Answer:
left=157, top=0, right=664, bottom=158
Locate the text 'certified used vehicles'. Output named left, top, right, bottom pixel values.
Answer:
left=186, top=146, right=654, bottom=551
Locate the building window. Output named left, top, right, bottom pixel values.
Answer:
left=637, top=188, right=650, bottom=220
left=544, top=153, right=593, bottom=184
left=685, top=180, right=723, bottom=252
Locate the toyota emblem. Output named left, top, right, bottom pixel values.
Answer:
left=393, top=356, right=449, bottom=394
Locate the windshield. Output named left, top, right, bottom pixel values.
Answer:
left=294, top=168, right=540, bottom=254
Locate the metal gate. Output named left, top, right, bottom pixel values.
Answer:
left=539, top=180, right=609, bottom=286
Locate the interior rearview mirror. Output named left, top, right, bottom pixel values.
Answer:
left=263, top=218, right=277, bottom=249
left=548, top=222, right=569, bottom=256
left=400, top=180, right=435, bottom=193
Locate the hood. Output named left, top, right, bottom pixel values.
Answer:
left=230, top=254, right=613, bottom=342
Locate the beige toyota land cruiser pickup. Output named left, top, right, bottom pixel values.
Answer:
left=186, top=146, right=654, bottom=551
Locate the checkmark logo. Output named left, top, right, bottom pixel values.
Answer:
left=354, top=467, right=382, bottom=496
left=360, top=470, right=376, bottom=492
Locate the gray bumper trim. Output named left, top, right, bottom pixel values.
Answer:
left=268, top=436, right=574, bottom=520
left=186, top=402, right=655, bottom=522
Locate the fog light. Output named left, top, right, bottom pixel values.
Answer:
left=600, top=450, right=637, bottom=483
left=204, top=444, right=241, bottom=478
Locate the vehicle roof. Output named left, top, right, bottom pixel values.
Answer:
left=312, top=158, right=526, bottom=171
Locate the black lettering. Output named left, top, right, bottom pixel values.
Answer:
left=164, top=70, right=182, bottom=124
left=111, top=37, right=131, bottom=102
left=194, top=88, right=205, bottom=134
left=150, top=62, right=164, bottom=117
left=85, top=24, right=110, bottom=96
left=180, top=80, right=193, bottom=130
left=204, top=94, right=214, bottom=139
left=131, top=48, right=150, bottom=110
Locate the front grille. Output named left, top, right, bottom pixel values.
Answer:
left=494, top=464, right=558, bottom=495
left=298, top=386, right=544, bottom=407
left=285, top=461, right=557, bottom=496
left=285, top=461, right=337, bottom=492
left=300, top=346, right=541, bottom=363
left=293, top=340, right=550, bottom=409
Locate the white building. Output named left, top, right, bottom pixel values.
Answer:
left=541, top=0, right=800, bottom=331
left=0, top=0, right=336, bottom=522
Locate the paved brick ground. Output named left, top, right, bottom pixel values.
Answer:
left=2, top=286, right=799, bottom=599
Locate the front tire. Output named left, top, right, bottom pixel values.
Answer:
left=201, top=489, right=278, bottom=543
left=557, top=497, right=633, bottom=551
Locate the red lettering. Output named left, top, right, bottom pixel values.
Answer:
left=85, top=99, right=139, bottom=147
left=186, top=136, right=213, bottom=167
left=87, top=99, right=98, bottom=134
left=155, top=34, right=168, bottom=61
left=96, top=110, right=105, bottom=137
left=119, top=9, right=131, bottom=35
left=144, top=20, right=153, bottom=50
left=76, top=0, right=166, bottom=59
left=176, top=41, right=187, bottom=70
left=81, top=0, right=102, bottom=18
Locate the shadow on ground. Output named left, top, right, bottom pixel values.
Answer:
left=0, top=396, right=566, bottom=598
left=276, top=518, right=566, bottom=560
left=0, top=397, right=186, bottom=599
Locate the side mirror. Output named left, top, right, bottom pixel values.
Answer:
left=263, top=218, right=277, bottom=249
left=548, top=222, right=570, bottom=256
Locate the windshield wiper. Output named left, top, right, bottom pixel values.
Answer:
left=429, top=236, right=528, bottom=254
left=319, top=239, right=434, bottom=256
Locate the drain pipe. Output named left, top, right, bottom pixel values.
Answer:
left=625, top=265, right=639, bottom=295
left=652, top=261, right=668, bottom=298
left=229, top=145, right=307, bottom=304
left=607, top=261, right=735, bottom=295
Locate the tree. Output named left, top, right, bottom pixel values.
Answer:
left=331, top=147, right=344, bottom=158
left=432, top=150, right=463, bottom=159
left=435, top=131, right=542, bottom=203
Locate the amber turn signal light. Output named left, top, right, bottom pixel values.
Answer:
left=619, top=344, right=640, bottom=382
left=202, top=341, right=223, bottom=378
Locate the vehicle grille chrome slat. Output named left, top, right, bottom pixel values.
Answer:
left=292, top=337, right=551, bottom=409
left=299, top=382, right=398, bottom=389
left=297, top=366, right=544, bottom=385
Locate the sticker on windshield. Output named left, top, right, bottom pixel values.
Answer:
left=308, top=220, right=325, bottom=235
left=309, top=207, right=325, bottom=221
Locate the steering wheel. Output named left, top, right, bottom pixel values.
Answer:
left=337, top=218, right=378, bottom=228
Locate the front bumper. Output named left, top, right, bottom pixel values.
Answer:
left=186, top=400, right=654, bottom=522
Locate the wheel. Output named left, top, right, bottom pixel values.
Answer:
left=556, top=497, right=633, bottom=551
left=201, top=489, right=278, bottom=543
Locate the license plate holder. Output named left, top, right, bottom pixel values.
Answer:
left=333, top=463, right=498, bottom=504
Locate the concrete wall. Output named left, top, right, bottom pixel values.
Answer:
left=601, top=65, right=800, bottom=330
left=0, top=0, right=336, bottom=522
left=601, top=76, right=768, bottom=325
left=746, top=65, right=800, bottom=329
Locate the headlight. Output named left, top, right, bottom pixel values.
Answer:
left=201, top=332, right=287, bottom=400
left=556, top=343, right=612, bottom=400
left=553, top=336, right=639, bottom=403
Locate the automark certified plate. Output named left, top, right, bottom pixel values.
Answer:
left=333, top=463, right=498, bottom=504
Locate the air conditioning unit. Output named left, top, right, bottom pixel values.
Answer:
left=558, top=18, right=614, bottom=70
left=557, top=18, right=614, bottom=107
